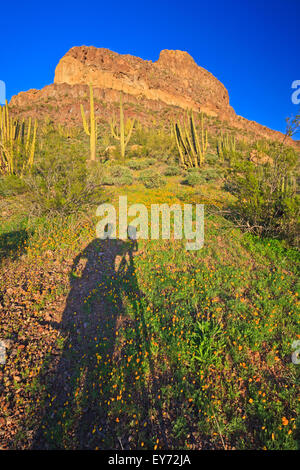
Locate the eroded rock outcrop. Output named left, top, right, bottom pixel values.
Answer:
left=9, top=46, right=299, bottom=147
left=53, top=47, right=234, bottom=119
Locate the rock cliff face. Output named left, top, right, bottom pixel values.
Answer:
left=9, top=46, right=299, bottom=147
left=53, top=47, right=234, bottom=119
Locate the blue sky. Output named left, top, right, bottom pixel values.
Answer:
left=1, top=0, right=299, bottom=137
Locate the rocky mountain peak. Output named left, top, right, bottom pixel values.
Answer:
left=53, top=46, right=232, bottom=118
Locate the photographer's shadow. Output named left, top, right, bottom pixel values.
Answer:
left=32, top=227, right=141, bottom=449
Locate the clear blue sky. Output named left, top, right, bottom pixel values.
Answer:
left=1, top=0, right=299, bottom=137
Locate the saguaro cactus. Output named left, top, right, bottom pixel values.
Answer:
left=81, top=84, right=97, bottom=161
left=110, top=93, right=135, bottom=160
left=0, top=100, right=37, bottom=175
left=173, top=110, right=208, bottom=168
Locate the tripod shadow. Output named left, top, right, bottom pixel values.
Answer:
left=32, top=227, right=149, bottom=449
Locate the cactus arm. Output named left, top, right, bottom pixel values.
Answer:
left=21, top=120, right=25, bottom=145
left=172, top=110, right=208, bottom=168
left=175, top=120, right=193, bottom=167
left=183, top=115, right=197, bottom=167
left=80, top=104, right=90, bottom=136
left=110, top=117, right=120, bottom=141
left=110, top=92, right=135, bottom=159
left=5, top=101, right=9, bottom=142
left=29, top=120, right=37, bottom=167
left=124, top=118, right=135, bottom=147
left=80, top=84, right=97, bottom=161
left=173, top=123, right=186, bottom=167
left=176, top=122, right=188, bottom=155
left=89, top=84, right=96, bottom=161
left=192, top=111, right=204, bottom=166
left=188, top=112, right=199, bottom=166
left=119, top=94, right=125, bottom=158
left=25, top=117, right=32, bottom=152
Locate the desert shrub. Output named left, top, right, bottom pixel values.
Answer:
left=182, top=169, right=204, bottom=187
left=103, top=165, right=133, bottom=186
left=206, top=152, right=219, bottom=166
left=159, top=154, right=175, bottom=164
left=164, top=165, right=182, bottom=176
left=25, top=153, right=103, bottom=215
left=0, top=175, right=28, bottom=197
left=133, top=127, right=175, bottom=160
left=226, top=143, right=299, bottom=245
left=101, top=175, right=115, bottom=186
left=139, top=169, right=166, bottom=188
left=127, top=159, right=150, bottom=170
left=115, top=173, right=133, bottom=186
left=254, top=139, right=271, bottom=153
left=201, top=168, right=221, bottom=182
left=145, top=158, right=156, bottom=166
left=183, top=167, right=221, bottom=186
left=127, top=146, right=147, bottom=159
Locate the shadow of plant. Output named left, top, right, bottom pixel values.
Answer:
left=0, top=229, right=29, bottom=263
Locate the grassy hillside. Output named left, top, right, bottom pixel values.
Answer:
left=0, top=110, right=299, bottom=450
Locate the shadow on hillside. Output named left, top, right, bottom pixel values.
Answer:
left=0, top=229, right=29, bottom=263
left=30, top=227, right=167, bottom=449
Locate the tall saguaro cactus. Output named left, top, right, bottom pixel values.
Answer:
left=0, top=100, right=37, bottom=175
left=110, top=93, right=135, bottom=159
left=173, top=110, right=208, bottom=168
left=81, top=84, right=97, bottom=161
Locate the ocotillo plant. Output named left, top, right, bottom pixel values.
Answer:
left=81, top=84, right=97, bottom=161
left=110, top=93, right=135, bottom=159
left=0, top=100, right=37, bottom=175
left=173, top=110, right=208, bottom=168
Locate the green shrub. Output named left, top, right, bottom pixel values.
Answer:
left=206, top=153, right=219, bottom=166
left=127, top=159, right=150, bottom=170
left=201, top=168, right=221, bottom=182
left=25, top=153, right=103, bottom=215
left=164, top=165, right=181, bottom=176
left=139, top=169, right=166, bottom=188
left=0, top=175, right=28, bottom=197
left=101, top=175, right=115, bottom=186
left=182, top=169, right=204, bottom=187
left=103, top=165, right=133, bottom=186
left=226, top=143, right=299, bottom=245
left=159, top=154, right=174, bottom=163
left=182, top=167, right=221, bottom=186
left=116, top=174, right=133, bottom=186
left=145, top=158, right=156, bottom=166
left=133, top=127, right=175, bottom=160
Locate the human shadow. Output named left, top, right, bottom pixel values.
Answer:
left=31, top=229, right=150, bottom=449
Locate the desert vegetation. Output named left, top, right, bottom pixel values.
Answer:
left=0, top=93, right=299, bottom=450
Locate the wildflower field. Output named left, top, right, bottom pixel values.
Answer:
left=0, top=104, right=299, bottom=450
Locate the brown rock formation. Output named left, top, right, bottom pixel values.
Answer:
left=54, top=47, right=233, bottom=118
left=9, top=46, right=300, bottom=148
